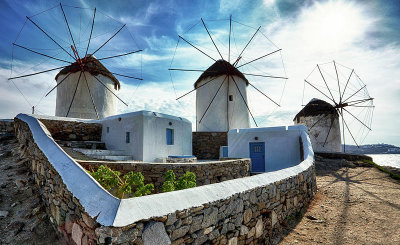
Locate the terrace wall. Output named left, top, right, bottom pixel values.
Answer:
left=14, top=113, right=316, bottom=244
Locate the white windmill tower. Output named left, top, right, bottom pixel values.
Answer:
left=298, top=61, right=374, bottom=153
left=194, top=60, right=250, bottom=132
left=170, top=16, right=287, bottom=132
left=8, top=4, right=142, bottom=119
left=54, top=55, right=120, bottom=119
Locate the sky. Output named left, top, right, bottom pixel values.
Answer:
left=0, top=0, right=399, bottom=146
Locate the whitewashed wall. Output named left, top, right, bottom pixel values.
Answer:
left=101, top=111, right=192, bottom=162
left=295, top=114, right=341, bottom=153
left=196, top=75, right=250, bottom=132
left=55, top=72, right=117, bottom=119
left=228, top=125, right=307, bottom=172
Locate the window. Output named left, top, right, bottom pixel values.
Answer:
left=126, top=132, right=130, bottom=143
left=106, top=127, right=109, bottom=133
left=166, top=128, right=174, bottom=145
left=229, top=95, right=233, bottom=101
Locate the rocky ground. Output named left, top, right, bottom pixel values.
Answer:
left=0, top=137, right=60, bottom=244
left=280, top=156, right=400, bottom=245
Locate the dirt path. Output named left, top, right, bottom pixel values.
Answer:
left=280, top=156, right=400, bottom=245
left=0, top=137, right=60, bottom=244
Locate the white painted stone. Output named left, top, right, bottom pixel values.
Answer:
left=228, top=125, right=307, bottom=172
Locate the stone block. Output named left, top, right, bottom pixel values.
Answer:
left=72, top=223, right=83, bottom=245
left=228, top=237, right=238, bottom=245
left=142, top=221, right=171, bottom=245
left=243, top=208, right=252, bottom=224
left=201, top=207, right=218, bottom=228
left=255, top=218, right=263, bottom=238
left=171, top=225, right=189, bottom=241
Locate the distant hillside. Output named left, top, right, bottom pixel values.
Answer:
left=343, top=144, right=400, bottom=154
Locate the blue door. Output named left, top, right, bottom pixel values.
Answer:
left=249, top=142, right=265, bottom=172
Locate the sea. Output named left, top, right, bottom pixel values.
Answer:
left=367, top=154, right=400, bottom=169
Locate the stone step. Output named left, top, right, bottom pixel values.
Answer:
left=56, top=140, right=106, bottom=150
left=72, top=148, right=125, bottom=156
left=86, top=155, right=135, bottom=161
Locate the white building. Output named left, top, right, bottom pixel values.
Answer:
left=55, top=55, right=118, bottom=119
left=294, top=99, right=341, bottom=153
left=195, top=60, right=250, bottom=132
left=101, top=111, right=192, bottom=162
left=228, top=125, right=308, bottom=173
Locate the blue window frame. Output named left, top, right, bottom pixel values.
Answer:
left=166, top=128, right=174, bottom=145
left=126, top=132, right=130, bottom=143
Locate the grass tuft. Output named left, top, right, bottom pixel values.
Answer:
left=363, top=159, right=400, bottom=181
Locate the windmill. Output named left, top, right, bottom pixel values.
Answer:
left=169, top=16, right=287, bottom=132
left=296, top=61, right=374, bottom=152
left=8, top=3, right=142, bottom=119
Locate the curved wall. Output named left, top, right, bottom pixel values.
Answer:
left=14, top=113, right=316, bottom=244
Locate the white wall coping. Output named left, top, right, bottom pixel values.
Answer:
left=0, top=119, right=14, bottom=122
left=26, top=114, right=100, bottom=123
left=16, top=113, right=314, bottom=227
left=228, top=125, right=308, bottom=134
left=102, top=110, right=192, bottom=124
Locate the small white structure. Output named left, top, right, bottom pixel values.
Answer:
left=294, top=99, right=341, bottom=153
left=101, top=111, right=192, bottom=162
left=195, top=60, right=250, bottom=132
left=228, top=125, right=308, bottom=172
left=55, top=55, right=118, bottom=119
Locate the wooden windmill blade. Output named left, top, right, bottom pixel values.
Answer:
left=301, top=61, right=374, bottom=152
left=169, top=16, right=287, bottom=130
left=9, top=4, right=143, bottom=119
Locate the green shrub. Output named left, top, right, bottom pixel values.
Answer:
left=90, top=165, right=154, bottom=198
left=162, top=170, right=196, bottom=192
left=176, top=171, right=197, bottom=190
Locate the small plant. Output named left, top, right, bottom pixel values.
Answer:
left=162, top=170, right=176, bottom=193
left=176, top=171, right=197, bottom=190
left=162, top=170, right=196, bottom=192
left=90, top=165, right=154, bottom=198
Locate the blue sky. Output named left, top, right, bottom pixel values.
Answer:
left=0, top=0, right=399, bottom=146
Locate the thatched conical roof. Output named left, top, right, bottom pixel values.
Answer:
left=194, top=60, right=248, bottom=88
left=55, top=55, right=120, bottom=90
left=294, top=99, right=338, bottom=122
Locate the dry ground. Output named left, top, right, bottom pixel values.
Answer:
left=0, top=138, right=60, bottom=244
left=280, top=156, right=400, bottom=245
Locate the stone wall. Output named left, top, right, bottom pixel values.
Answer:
left=38, top=118, right=102, bottom=141
left=193, top=132, right=227, bottom=159
left=14, top=118, right=100, bottom=244
left=0, top=119, right=14, bottom=136
left=78, top=159, right=250, bottom=193
left=14, top=113, right=317, bottom=245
